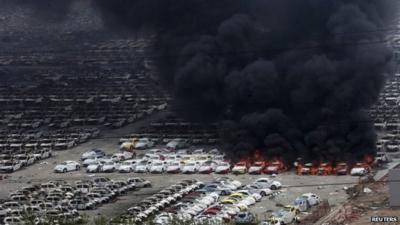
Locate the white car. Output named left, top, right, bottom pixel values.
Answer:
left=302, top=193, right=320, bottom=206
left=232, top=162, right=249, bottom=174
left=235, top=190, right=263, bottom=201
left=118, top=160, right=137, bottom=173
left=166, top=161, right=182, bottom=173
left=83, top=156, right=105, bottom=167
left=215, top=177, right=242, bottom=189
left=198, top=161, right=218, bottom=174
left=239, top=196, right=257, bottom=206
left=134, top=138, right=154, bottom=149
left=273, top=207, right=298, bottom=224
left=33, top=149, right=52, bottom=160
left=166, top=138, right=187, bottom=150
left=86, top=161, right=104, bottom=173
left=192, top=149, right=206, bottom=155
left=254, top=178, right=282, bottom=190
left=81, top=149, right=105, bottom=161
left=350, top=164, right=369, bottom=176
left=244, top=184, right=272, bottom=197
left=101, top=161, right=119, bottom=172
left=149, top=161, right=166, bottom=173
left=153, top=212, right=173, bottom=225
left=165, top=154, right=181, bottom=163
left=135, top=161, right=151, bottom=173
left=181, top=162, right=200, bottom=174
left=127, top=177, right=151, bottom=188
left=111, top=151, right=134, bottom=162
left=54, top=161, right=80, bottom=173
left=15, top=154, right=36, bottom=166
left=215, top=162, right=231, bottom=174
left=0, top=161, right=23, bottom=173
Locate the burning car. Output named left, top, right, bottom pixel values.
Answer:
left=232, top=161, right=250, bottom=174
left=317, top=162, right=333, bottom=176
left=334, top=162, right=349, bottom=175
left=264, top=160, right=286, bottom=174
left=248, top=161, right=268, bottom=175
left=298, top=163, right=317, bottom=175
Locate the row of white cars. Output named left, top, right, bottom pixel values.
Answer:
left=53, top=149, right=135, bottom=173
left=54, top=148, right=232, bottom=175
left=0, top=177, right=151, bottom=225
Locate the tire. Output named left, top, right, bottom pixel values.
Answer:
left=270, top=185, right=277, bottom=190
left=63, top=168, right=67, bottom=173
left=76, top=165, right=80, bottom=171
left=221, top=191, right=227, bottom=195
left=261, top=191, right=266, bottom=197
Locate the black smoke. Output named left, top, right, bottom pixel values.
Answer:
left=92, top=0, right=395, bottom=163
left=14, top=0, right=77, bottom=21
left=17, top=0, right=390, bottom=163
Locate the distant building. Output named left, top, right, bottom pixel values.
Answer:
left=389, top=169, right=400, bottom=207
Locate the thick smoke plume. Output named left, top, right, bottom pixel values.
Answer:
left=93, top=0, right=395, bottom=163
left=21, top=1, right=394, bottom=163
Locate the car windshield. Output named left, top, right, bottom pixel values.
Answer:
left=220, top=163, right=229, bottom=167
left=62, top=162, right=69, bottom=165
left=138, top=161, right=147, bottom=165
left=123, top=162, right=132, bottom=165
left=105, top=162, right=114, bottom=165
left=170, top=163, right=180, bottom=166
left=154, top=162, right=163, bottom=166
left=186, top=163, right=196, bottom=166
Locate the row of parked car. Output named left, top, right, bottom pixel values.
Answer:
left=111, top=177, right=282, bottom=225
left=65, top=148, right=381, bottom=178
left=0, top=177, right=151, bottom=225
left=119, top=112, right=219, bottom=150
left=0, top=128, right=100, bottom=174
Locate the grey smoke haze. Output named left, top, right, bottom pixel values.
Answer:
left=12, top=0, right=396, bottom=163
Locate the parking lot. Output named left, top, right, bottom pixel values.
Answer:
left=0, top=116, right=360, bottom=223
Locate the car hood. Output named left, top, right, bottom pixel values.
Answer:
left=135, top=143, right=146, bottom=147
left=54, top=165, right=66, bottom=169
left=0, top=165, right=12, bottom=169
left=216, top=166, right=230, bottom=170
left=266, top=166, right=278, bottom=170
left=151, top=166, right=163, bottom=170
left=233, top=166, right=246, bottom=170
left=351, top=168, right=365, bottom=173
left=87, top=165, right=99, bottom=169
left=119, top=165, right=131, bottom=168
left=199, top=166, right=212, bottom=170
left=182, top=166, right=196, bottom=170
left=167, top=166, right=180, bottom=169
left=249, top=166, right=262, bottom=170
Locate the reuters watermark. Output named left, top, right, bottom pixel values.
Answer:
left=371, top=216, right=399, bottom=223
